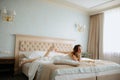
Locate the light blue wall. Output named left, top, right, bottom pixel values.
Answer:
left=0, top=0, right=89, bottom=56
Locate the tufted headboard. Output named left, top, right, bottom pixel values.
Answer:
left=14, top=34, right=75, bottom=74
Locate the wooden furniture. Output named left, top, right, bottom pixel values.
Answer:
left=0, top=57, right=15, bottom=75
left=82, top=52, right=93, bottom=59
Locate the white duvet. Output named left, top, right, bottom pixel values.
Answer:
left=25, top=56, right=120, bottom=80
left=28, top=57, right=53, bottom=80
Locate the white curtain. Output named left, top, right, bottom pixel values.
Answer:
left=103, top=7, right=120, bottom=64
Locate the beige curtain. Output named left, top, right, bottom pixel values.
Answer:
left=87, top=13, right=104, bottom=59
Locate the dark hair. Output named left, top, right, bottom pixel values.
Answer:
left=73, top=44, right=81, bottom=55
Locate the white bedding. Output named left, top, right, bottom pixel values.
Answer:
left=22, top=57, right=120, bottom=80
left=54, top=69, right=120, bottom=80
left=23, top=64, right=120, bottom=80
left=22, top=63, right=30, bottom=76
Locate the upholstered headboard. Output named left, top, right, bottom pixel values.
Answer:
left=14, top=34, right=75, bottom=74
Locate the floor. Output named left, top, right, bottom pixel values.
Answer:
left=0, top=72, right=28, bottom=80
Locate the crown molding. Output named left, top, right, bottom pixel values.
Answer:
left=47, top=0, right=89, bottom=15
left=89, top=4, right=120, bottom=15
left=43, top=0, right=120, bottom=16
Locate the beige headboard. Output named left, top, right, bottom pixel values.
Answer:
left=14, top=34, right=75, bottom=74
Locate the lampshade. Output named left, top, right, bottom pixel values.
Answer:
left=1, top=8, right=16, bottom=22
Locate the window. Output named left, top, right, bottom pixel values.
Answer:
left=103, top=7, right=120, bottom=53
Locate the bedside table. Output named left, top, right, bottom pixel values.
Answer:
left=0, top=57, right=15, bottom=75
left=82, top=52, right=93, bottom=59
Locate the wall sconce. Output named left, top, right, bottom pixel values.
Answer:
left=75, top=24, right=85, bottom=32
left=1, top=8, right=16, bottom=22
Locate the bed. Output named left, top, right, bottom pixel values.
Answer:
left=14, top=34, right=120, bottom=80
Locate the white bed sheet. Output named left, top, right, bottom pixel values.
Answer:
left=37, top=72, right=96, bottom=80
left=97, top=69, right=120, bottom=76
left=35, top=68, right=120, bottom=80
left=21, top=58, right=120, bottom=80
left=22, top=63, right=30, bottom=77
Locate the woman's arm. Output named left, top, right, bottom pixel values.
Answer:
left=55, top=48, right=71, bottom=54
left=20, top=57, right=39, bottom=66
left=44, top=46, right=54, bottom=57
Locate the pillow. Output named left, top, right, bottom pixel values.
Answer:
left=20, top=51, right=46, bottom=59
left=53, top=56, right=80, bottom=66
left=46, top=51, right=56, bottom=57
left=35, top=51, right=47, bottom=56
left=19, top=51, right=33, bottom=58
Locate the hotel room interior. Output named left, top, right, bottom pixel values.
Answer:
left=0, top=0, right=120, bottom=80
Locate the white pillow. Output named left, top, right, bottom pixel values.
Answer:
left=19, top=51, right=32, bottom=58
left=53, top=56, right=80, bottom=66
left=20, top=51, right=46, bottom=59
left=46, top=51, right=56, bottom=57
left=34, top=51, right=46, bottom=57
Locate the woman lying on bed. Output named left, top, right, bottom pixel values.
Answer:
left=21, top=44, right=82, bottom=65
left=44, top=44, right=82, bottom=61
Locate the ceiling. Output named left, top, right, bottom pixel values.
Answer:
left=49, top=0, right=120, bottom=15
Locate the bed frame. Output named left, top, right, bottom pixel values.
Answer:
left=14, top=34, right=75, bottom=74
left=14, top=34, right=120, bottom=80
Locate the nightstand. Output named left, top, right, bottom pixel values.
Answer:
left=0, top=57, right=15, bottom=75
left=82, top=52, right=93, bottom=59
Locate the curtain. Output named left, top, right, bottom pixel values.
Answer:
left=87, top=13, right=104, bottom=59
left=103, top=7, right=120, bottom=64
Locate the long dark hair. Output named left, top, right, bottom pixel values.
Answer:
left=72, top=44, right=81, bottom=56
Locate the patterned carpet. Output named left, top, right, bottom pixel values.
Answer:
left=0, top=72, right=28, bottom=80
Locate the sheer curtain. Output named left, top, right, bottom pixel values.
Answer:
left=103, top=7, right=120, bottom=64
